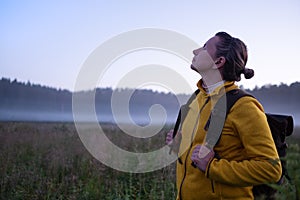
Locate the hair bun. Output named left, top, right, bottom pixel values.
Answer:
left=243, top=68, right=254, bottom=79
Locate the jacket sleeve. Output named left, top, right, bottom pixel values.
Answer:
left=206, top=96, right=282, bottom=187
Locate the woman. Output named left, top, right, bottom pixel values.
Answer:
left=166, top=32, right=282, bottom=199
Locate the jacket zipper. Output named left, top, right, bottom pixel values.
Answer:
left=211, top=180, right=215, bottom=193
left=178, top=97, right=210, bottom=200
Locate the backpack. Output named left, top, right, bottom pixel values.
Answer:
left=172, top=88, right=295, bottom=199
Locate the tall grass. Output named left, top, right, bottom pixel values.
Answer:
left=0, top=122, right=176, bottom=200
left=0, top=122, right=299, bottom=199
left=276, top=129, right=300, bottom=200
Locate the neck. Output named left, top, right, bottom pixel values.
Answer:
left=200, top=69, right=223, bottom=87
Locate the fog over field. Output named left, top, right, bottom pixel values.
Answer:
left=0, top=78, right=299, bottom=134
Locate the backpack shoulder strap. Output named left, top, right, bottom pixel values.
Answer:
left=225, top=89, right=254, bottom=114
left=169, top=89, right=200, bottom=154
left=172, top=89, right=200, bottom=139
left=204, top=89, right=253, bottom=149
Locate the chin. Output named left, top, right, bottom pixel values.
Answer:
left=191, top=64, right=197, bottom=71
left=191, top=65, right=202, bottom=76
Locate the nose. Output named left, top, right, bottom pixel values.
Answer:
left=193, top=48, right=201, bottom=55
left=193, top=49, right=198, bottom=55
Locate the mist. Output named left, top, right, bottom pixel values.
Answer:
left=0, top=78, right=299, bottom=136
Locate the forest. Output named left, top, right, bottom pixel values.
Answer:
left=0, top=77, right=299, bottom=125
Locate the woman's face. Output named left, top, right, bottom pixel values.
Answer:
left=191, top=36, right=219, bottom=73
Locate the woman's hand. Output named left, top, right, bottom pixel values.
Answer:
left=191, top=145, right=215, bottom=172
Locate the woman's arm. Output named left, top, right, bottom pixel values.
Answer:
left=206, top=96, right=282, bottom=186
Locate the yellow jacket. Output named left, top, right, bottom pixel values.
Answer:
left=176, top=80, right=282, bottom=200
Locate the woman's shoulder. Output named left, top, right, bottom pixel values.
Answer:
left=230, top=94, right=265, bottom=115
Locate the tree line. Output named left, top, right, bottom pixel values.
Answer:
left=0, top=77, right=299, bottom=122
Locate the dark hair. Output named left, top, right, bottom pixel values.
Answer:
left=215, top=32, right=254, bottom=81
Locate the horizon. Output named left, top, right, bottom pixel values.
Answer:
left=1, top=75, right=300, bottom=127
left=2, top=76, right=299, bottom=95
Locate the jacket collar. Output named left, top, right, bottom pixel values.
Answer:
left=197, top=79, right=238, bottom=97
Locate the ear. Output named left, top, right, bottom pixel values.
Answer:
left=213, top=56, right=226, bottom=69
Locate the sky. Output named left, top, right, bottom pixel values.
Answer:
left=1, top=0, right=300, bottom=94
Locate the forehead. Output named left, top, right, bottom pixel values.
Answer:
left=205, top=36, right=219, bottom=48
left=204, top=36, right=219, bottom=57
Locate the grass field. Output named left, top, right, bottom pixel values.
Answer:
left=0, top=122, right=299, bottom=200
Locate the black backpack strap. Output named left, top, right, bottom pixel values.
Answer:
left=169, top=89, right=200, bottom=155
left=170, top=88, right=250, bottom=154
left=172, top=89, right=200, bottom=139
left=225, top=89, right=253, bottom=115
left=204, top=89, right=253, bottom=148
left=172, top=88, right=251, bottom=141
